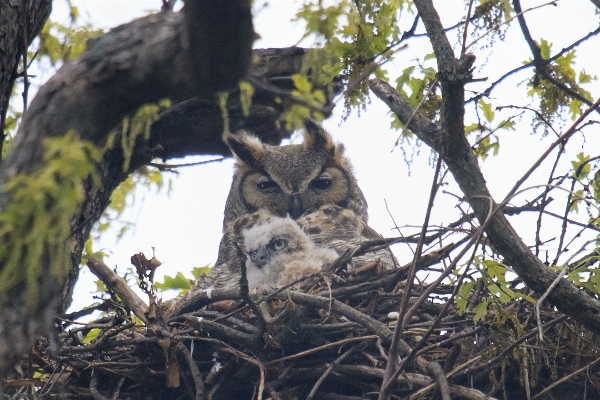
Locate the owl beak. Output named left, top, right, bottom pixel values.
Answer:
left=289, top=194, right=304, bottom=219
left=250, top=248, right=269, bottom=268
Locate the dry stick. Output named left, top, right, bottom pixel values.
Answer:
left=460, top=0, right=476, bottom=57
left=553, top=175, right=580, bottom=266
left=149, top=157, right=225, bottom=170
left=425, top=361, right=451, bottom=400
left=552, top=155, right=600, bottom=263
left=534, top=148, right=563, bottom=257
left=415, top=326, right=483, bottom=356
left=87, top=257, right=149, bottom=325
left=536, top=240, right=597, bottom=340
left=408, top=357, right=484, bottom=400
left=380, top=157, right=443, bottom=399
left=177, top=343, right=204, bottom=400
left=457, top=315, right=568, bottom=378
left=382, top=194, right=501, bottom=397
left=306, top=344, right=362, bottom=400
left=383, top=225, right=488, bottom=396
left=21, top=0, right=29, bottom=113
left=502, top=96, right=600, bottom=204
left=235, top=243, right=267, bottom=332
left=264, top=335, right=379, bottom=366
left=530, top=357, right=600, bottom=400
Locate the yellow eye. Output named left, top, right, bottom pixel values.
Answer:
left=272, top=239, right=287, bottom=251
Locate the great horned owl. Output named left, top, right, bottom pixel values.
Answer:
left=223, top=120, right=368, bottom=230
left=196, top=210, right=338, bottom=291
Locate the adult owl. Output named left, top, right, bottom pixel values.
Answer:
left=192, top=121, right=398, bottom=293
left=223, top=120, right=368, bottom=230
left=196, top=209, right=339, bottom=291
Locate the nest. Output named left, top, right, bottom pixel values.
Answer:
left=7, top=247, right=600, bottom=400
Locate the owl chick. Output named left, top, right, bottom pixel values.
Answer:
left=241, top=216, right=339, bottom=291
left=195, top=210, right=338, bottom=291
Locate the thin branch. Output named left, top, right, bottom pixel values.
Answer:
left=306, top=344, right=362, bottom=400
left=382, top=157, right=442, bottom=392
left=502, top=96, right=600, bottom=204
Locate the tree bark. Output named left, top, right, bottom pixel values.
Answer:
left=0, top=1, right=259, bottom=376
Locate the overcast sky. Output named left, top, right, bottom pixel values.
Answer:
left=43, top=0, right=600, bottom=311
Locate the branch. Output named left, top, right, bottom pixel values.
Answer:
left=86, top=257, right=149, bottom=325
left=369, top=76, right=600, bottom=334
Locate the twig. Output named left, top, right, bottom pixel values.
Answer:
left=457, top=315, right=568, bottom=378
left=264, top=335, right=378, bottom=366
left=531, top=357, right=600, bottom=399
left=460, top=0, right=475, bottom=57
left=149, top=157, right=225, bottom=170
left=177, top=342, right=204, bottom=399
left=86, top=258, right=149, bottom=325
left=307, top=344, right=362, bottom=400
left=425, top=361, right=450, bottom=400
left=235, top=243, right=266, bottom=332
left=21, top=0, right=29, bottom=113
left=381, top=157, right=442, bottom=397
left=502, top=96, right=600, bottom=204
left=466, top=0, right=557, bottom=52
left=246, top=75, right=334, bottom=117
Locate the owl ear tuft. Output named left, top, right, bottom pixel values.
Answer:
left=227, top=132, right=265, bottom=170
left=303, top=120, right=335, bottom=155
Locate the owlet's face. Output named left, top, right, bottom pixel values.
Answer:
left=223, top=120, right=368, bottom=229
left=242, top=217, right=309, bottom=270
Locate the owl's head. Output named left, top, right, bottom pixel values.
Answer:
left=242, top=216, right=309, bottom=270
left=224, top=120, right=367, bottom=229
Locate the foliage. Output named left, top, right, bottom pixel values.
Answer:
left=0, top=133, right=101, bottom=309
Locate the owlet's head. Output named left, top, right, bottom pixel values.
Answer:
left=223, top=120, right=368, bottom=230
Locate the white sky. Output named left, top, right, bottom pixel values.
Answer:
left=42, top=0, right=600, bottom=311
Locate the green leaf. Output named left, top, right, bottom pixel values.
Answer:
left=474, top=300, right=489, bottom=321
left=456, top=281, right=475, bottom=315
left=538, top=38, right=551, bottom=60
left=155, top=272, right=192, bottom=291
left=192, top=266, right=212, bottom=279
left=571, top=152, right=591, bottom=179
left=83, top=328, right=101, bottom=344
left=478, top=99, right=495, bottom=123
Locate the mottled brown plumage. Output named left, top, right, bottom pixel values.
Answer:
left=197, top=120, right=397, bottom=291
left=196, top=210, right=338, bottom=291
left=223, top=120, right=368, bottom=230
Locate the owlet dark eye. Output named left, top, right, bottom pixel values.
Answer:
left=257, top=178, right=279, bottom=193
left=272, top=239, right=287, bottom=251
left=311, top=177, right=332, bottom=190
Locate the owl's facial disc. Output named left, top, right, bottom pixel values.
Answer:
left=241, top=167, right=350, bottom=219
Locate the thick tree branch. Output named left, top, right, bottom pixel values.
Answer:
left=0, top=1, right=255, bottom=377
left=369, top=76, right=600, bottom=334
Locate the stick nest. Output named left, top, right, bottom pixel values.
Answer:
left=6, top=251, right=600, bottom=400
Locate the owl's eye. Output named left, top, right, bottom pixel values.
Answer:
left=271, top=239, right=287, bottom=251
left=311, top=177, right=332, bottom=190
left=257, top=177, right=280, bottom=193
